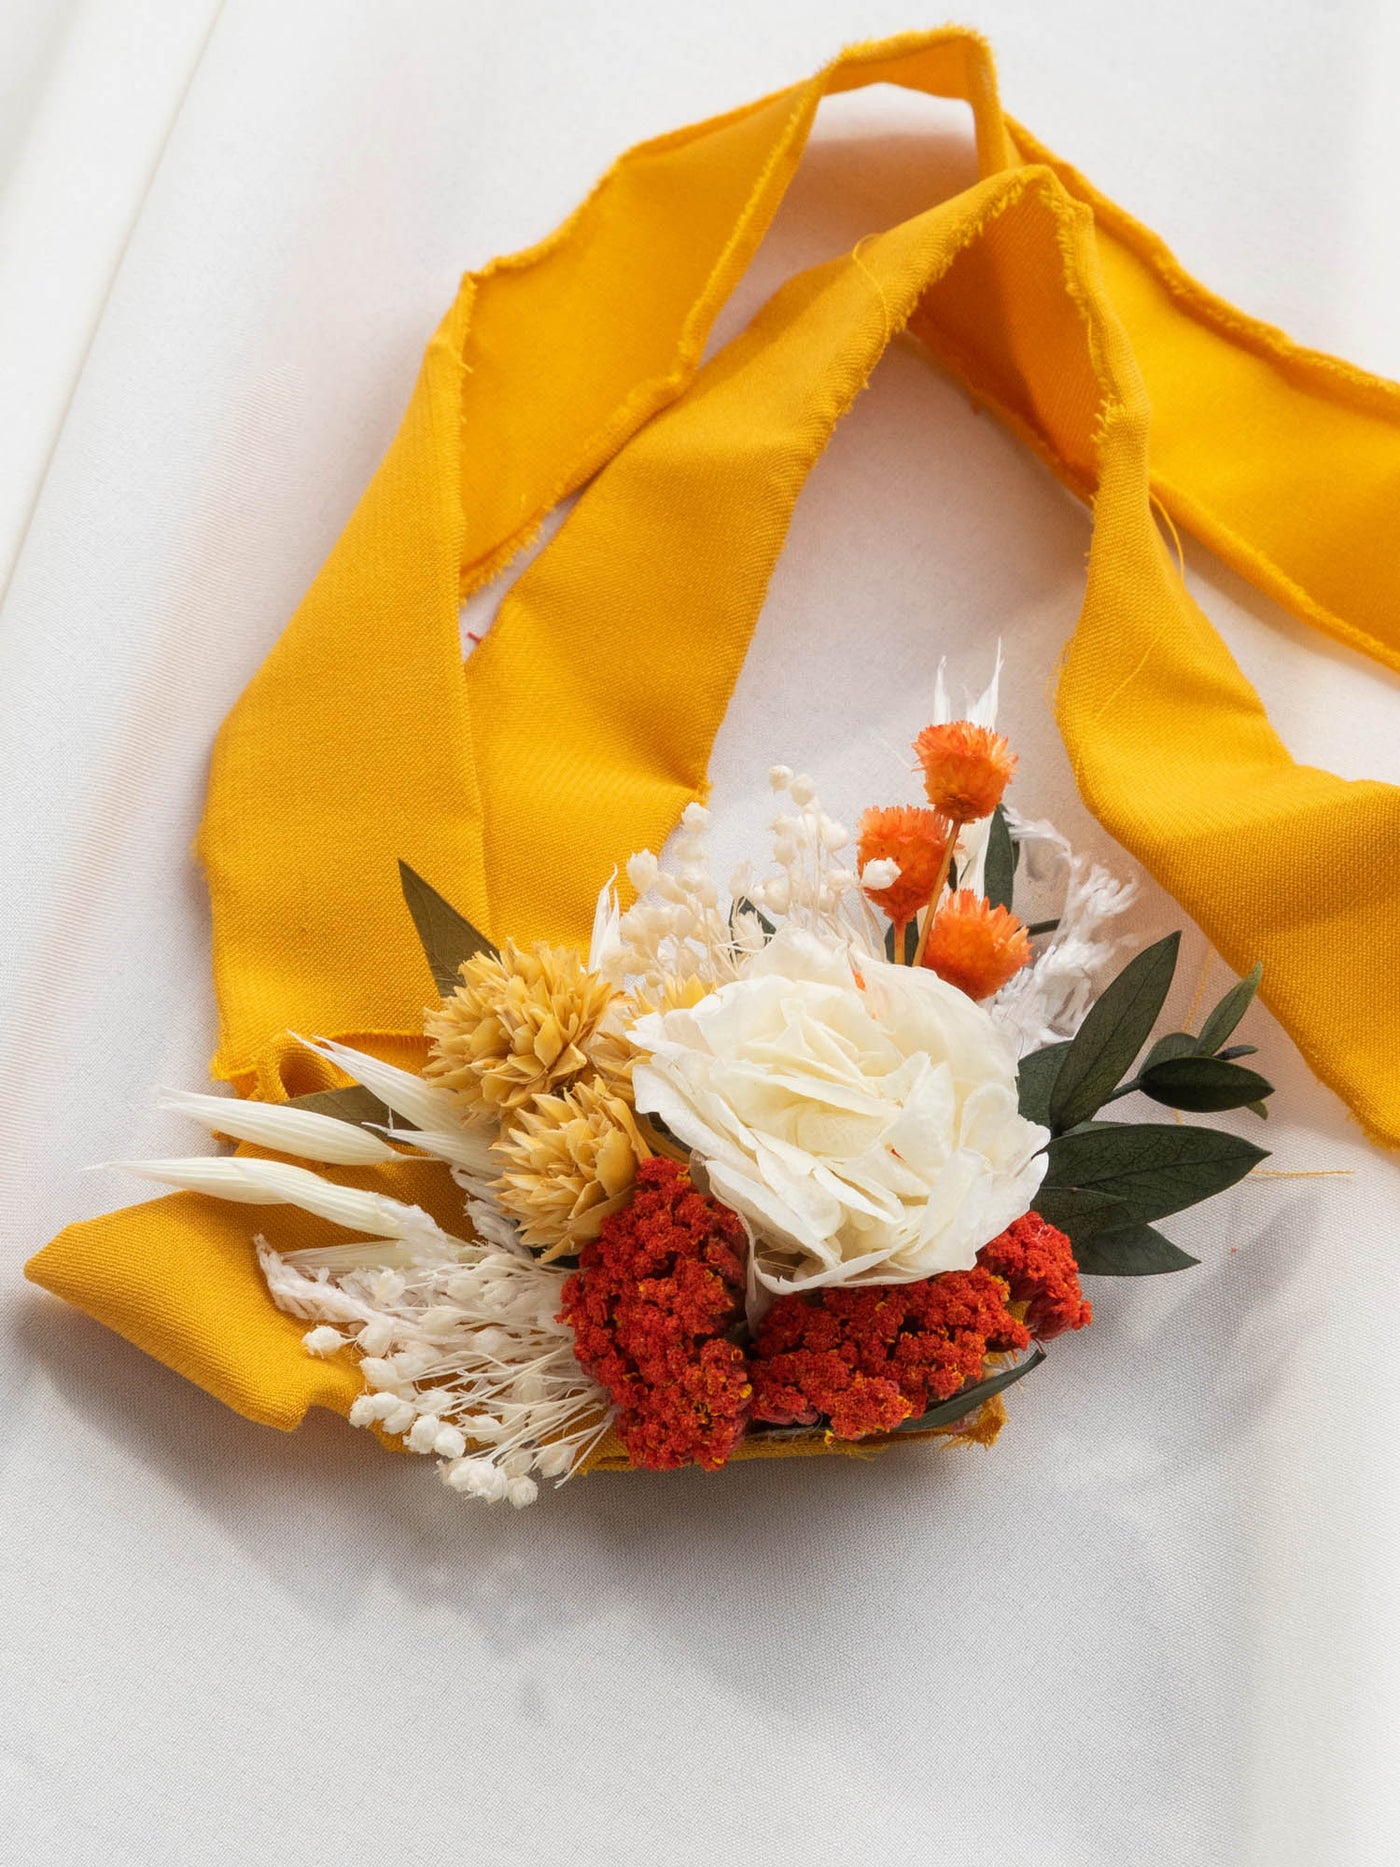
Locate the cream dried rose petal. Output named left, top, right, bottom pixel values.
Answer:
left=629, top=927, right=1048, bottom=1293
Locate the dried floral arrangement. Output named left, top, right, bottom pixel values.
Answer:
left=117, top=669, right=1274, bottom=1506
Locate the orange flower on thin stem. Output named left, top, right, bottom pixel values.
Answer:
left=857, top=805, right=954, bottom=945
left=919, top=889, right=1031, bottom=1000
left=913, top=721, right=1017, bottom=824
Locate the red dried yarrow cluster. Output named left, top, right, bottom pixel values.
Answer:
left=749, top=1271, right=1030, bottom=1440
left=559, top=1157, right=751, bottom=1471
left=977, top=1211, right=1092, bottom=1340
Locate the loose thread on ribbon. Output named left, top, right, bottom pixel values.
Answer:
left=1150, top=491, right=1187, bottom=582
left=1184, top=950, right=1214, bottom=1029
left=850, top=236, right=893, bottom=348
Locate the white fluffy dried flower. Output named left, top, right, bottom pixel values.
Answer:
left=631, top=926, right=1048, bottom=1294
left=260, top=1233, right=611, bottom=1503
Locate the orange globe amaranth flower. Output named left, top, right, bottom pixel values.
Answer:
left=857, top=805, right=953, bottom=931
left=920, top=889, right=1031, bottom=1000
left=977, top=1212, right=1092, bottom=1340
left=749, top=1269, right=1029, bottom=1439
left=913, top=720, right=1017, bottom=822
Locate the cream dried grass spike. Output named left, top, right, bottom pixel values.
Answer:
left=111, top=1155, right=457, bottom=1249
left=290, top=1034, right=496, bottom=1177
left=109, top=1152, right=612, bottom=1505
left=157, top=1087, right=403, bottom=1166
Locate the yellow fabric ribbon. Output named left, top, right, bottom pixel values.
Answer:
left=27, top=27, right=1400, bottom=1441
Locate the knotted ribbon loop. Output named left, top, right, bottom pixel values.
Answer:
left=28, top=27, right=1400, bottom=1434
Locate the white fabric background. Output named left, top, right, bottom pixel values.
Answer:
left=4, top=4, right=1400, bottom=1862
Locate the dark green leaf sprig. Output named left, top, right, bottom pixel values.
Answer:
left=398, top=860, right=497, bottom=995
left=1018, top=937, right=1272, bottom=1276
left=289, top=865, right=496, bottom=1128
left=896, top=1343, right=1046, bottom=1433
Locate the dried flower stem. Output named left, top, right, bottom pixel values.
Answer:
left=911, top=837, right=957, bottom=968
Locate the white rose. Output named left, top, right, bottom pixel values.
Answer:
left=629, top=927, right=1048, bottom=1293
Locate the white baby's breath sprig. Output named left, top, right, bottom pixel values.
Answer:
left=744, top=768, right=865, bottom=950
left=258, top=1236, right=610, bottom=1504
left=860, top=857, right=900, bottom=893
left=603, top=803, right=746, bottom=992
left=599, top=775, right=876, bottom=1000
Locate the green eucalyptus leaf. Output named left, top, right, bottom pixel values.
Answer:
left=1048, top=932, right=1181, bottom=1132
left=1138, top=1055, right=1275, bottom=1113
left=731, top=896, right=776, bottom=944
left=1026, top=918, right=1061, bottom=937
left=1216, top=1043, right=1259, bottom=1061
left=1017, top=1041, right=1071, bottom=1126
left=1197, top=961, right=1263, bottom=1054
left=1141, top=1031, right=1198, bottom=1072
left=983, top=804, right=1016, bottom=913
left=884, top=923, right=897, bottom=963
left=1073, top=1222, right=1200, bottom=1276
left=399, top=860, right=497, bottom=997
left=897, top=1345, right=1046, bottom=1433
left=1031, top=1184, right=1133, bottom=1244
left=287, top=1084, right=416, bottom=1133
left=1041, top=1120, right=1267, bottom=1224
left=1247, top=1101, right=1269, bottom=1120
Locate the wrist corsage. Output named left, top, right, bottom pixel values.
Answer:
left=115, top=670, right=1272, bottom=1506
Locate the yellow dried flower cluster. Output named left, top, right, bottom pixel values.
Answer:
left=425, top=940, right=619, bottom=1117
left=493, top=1082, right=652, bottom=1259
left=424, top=938, right=711, bottom=1258
left=632, top=974, right=711, bottom=1018
left=585, top=973, right=711, bottom=1095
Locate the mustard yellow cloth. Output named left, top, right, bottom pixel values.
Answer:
left=27, top=28, right=1400, bottom=1444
